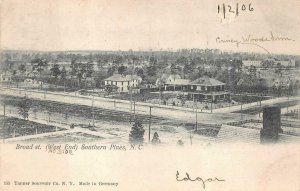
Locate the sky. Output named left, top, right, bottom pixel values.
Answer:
left=1, top=0, right=300, bottom=55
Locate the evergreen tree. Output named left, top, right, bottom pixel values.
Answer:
left=31, top=58, right=48, bottom=89
left=18, top=64, right=27, bottom=75
left=60, top=66, right=67, bottom=80
left=129, top=119, right=145, bottom=144
left=50, top=63, right=61, bottom=79
left=86, top=63, right=94, bottom=78
left=60, top=66, right=67, bottom=92
left=107, top=66, right=117, bottom=76
left=177, top=139, right=184, bottom=146
left=151, top=132, right=161, bottom=144
left=118, top=65, right=127, bottom=75
left=113, top=55, right=123, bottom=67
left=17, top=96, right=32, bottom=120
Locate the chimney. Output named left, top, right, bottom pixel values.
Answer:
left=260, top=106, right=283, bottom=144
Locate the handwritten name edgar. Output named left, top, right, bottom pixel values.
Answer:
left=176, top=170, right=225, bottom=189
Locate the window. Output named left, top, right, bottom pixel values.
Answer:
left=122, top=82, right=123, bottom=85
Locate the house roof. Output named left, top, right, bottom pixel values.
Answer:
left=166, top=78, right=190, bottom=85
left=105, top=74, right=141, bottom=82
left=190, top=76, right=225, bottom=86
left=159, top=74, right=181, bottom=81
left=0, top=73, right=12, bottom=77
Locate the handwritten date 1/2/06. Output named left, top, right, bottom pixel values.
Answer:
left=218, top=3, right=254, bottom=19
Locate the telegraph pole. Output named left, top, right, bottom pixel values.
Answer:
left=133, top=100, right=136, bottom=119
left=195, top=106, right=198, bottom=131
left=148, top=106, right=152, bottom=143
left=159, top=82, right=161, bottom=105
left=240, top=92, right=243, bottom=121
left=193, top=94, right=195, bottom=111
left=64, top=80, right=66, bottom=93
left=129, top=58, right=135, bottom=124
left=259, top=78, right=262, bottom=118
left=3, top=103, right=5, bottom=142
left=211, top=89, right=213, bottom=113
left=287, top=77, right=291, bottom=120
left=92, top=95, right=95, bottom=126
left=130, top=85, right=132, bottom=124
left=237, top=79, right=244, bottom=121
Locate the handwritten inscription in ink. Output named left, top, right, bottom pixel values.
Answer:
left=218, top=3, right=254, bottom=19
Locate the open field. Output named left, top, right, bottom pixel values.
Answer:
left=0, top=116, right=65, bottom=139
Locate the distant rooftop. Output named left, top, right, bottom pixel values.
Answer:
left=105, top=74, right=141, bottom=81
left=190, top=76, right=225, bottom=86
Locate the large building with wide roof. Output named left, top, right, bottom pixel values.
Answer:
left=157, top=74, right=230, bottom=102
left=187, top=76, right=230, bottom=102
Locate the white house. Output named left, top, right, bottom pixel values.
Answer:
left=275, top=60, right=296, bottom=68
left=244, top=59, right=296, bottom=69
left=242, top=60, right=262, bottom=68
left=0, top=73, right=12, bottom=82
left=104, top=74, right=142, bottom=93
left=156, top=74, right=182, bottom=86
left=24, top=78, right=44, bottom=85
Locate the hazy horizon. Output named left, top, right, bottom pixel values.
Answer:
left=1, top=0, right=300, bottom=55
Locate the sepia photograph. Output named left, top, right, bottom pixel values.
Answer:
left=0, top=0, right=299, bottom=190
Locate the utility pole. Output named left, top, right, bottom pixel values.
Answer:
left=287, top=77, right=291, bottom=120
left=172, top=75, right=175, bottom=107
left=193, top=93, right=198, bottom=131
left=148, top=106, right=152, bottom=143
left=133, top=100, right=136, bottom=119
left=129, top=56, right=136, bottom=124
left=259, top=78, right=262, bottom=118
left=240, top=92, right=243, bottom=121
left=193, top=94, right=195, bottom=111
left=211, top=89, right=213, bottom=113
left=92, top=95, right=95, bottom=126
left=3, top=103, right=5, bottom=142
left=189, top=131, right=193, bottom=145
left=130, top=85, right=132, bottom=124
left=64, top=80, right=66, bottom=93
left=237, top=79, right=244, bottom=121
left=159, top=82, right=161, bottom=105
left=195, top=105, right=198, bottom=131
left=259, top=95, right=262, bottom=118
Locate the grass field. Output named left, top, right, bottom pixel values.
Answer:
left=0, top=116, right=65, bottom=139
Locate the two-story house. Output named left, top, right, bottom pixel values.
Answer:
left=104, top=74, right=142, bottom=93
left=187, top=76, right=230, bottom=102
